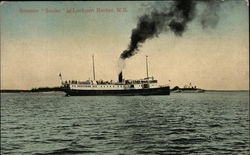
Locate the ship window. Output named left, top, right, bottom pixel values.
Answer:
left=143, top=84, right=149, bottom=88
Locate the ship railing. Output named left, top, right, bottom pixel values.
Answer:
left=159, top=84, right=170, bottom=87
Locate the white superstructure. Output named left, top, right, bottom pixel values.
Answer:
left=64, top=76, right=160, bottom=90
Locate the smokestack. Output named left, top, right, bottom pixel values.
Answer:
left=118, top=72, right=123, bottom=82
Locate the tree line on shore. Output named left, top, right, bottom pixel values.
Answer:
left=1, top=86, right=63, bottom=93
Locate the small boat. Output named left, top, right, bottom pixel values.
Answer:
left=171, top=84, right=205, bottom=93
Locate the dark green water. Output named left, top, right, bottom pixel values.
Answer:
left=1, top=92, right=249, bottom=155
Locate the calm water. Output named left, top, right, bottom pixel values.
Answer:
left=1, top=92, right=249, bottom=155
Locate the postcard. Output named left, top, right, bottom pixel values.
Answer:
left=1, top=1, right=249, bottom=154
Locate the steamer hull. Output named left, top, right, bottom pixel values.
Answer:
left=64, top=86, right=170, bottom=96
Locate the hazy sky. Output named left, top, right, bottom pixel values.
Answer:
left=1, top=1, right=249, bottom=90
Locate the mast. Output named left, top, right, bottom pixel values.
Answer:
left=59, top=73, right=63, bottom=84
left=92, top=55, right=96, bottom=80
left=146, top=55, right=149, bottom=78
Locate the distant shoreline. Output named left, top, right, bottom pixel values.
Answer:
left=0, top=89, right=64, bottom=93
left=0, top=87, right=63, bottom=93
left=1, top=89, right=31, bottom=93
left=205, top=90, right=249, bottom=92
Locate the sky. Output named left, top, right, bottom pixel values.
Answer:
left=0, top=1, right=249, bottom=90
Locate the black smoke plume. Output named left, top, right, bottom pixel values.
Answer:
left=120, top=0, right=222, bottom=60
left=200, top=0, right=221, bottom=29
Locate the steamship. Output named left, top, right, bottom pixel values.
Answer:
left=60, top=56, right=170, bottom=96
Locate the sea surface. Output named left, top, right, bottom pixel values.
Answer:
left=1, top=92, right=249, bottom=155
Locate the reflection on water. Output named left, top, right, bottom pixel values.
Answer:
left=1, top=92, right=249, bottom=155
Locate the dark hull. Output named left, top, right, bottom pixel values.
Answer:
left=64, top=87, right=170, bottom=96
